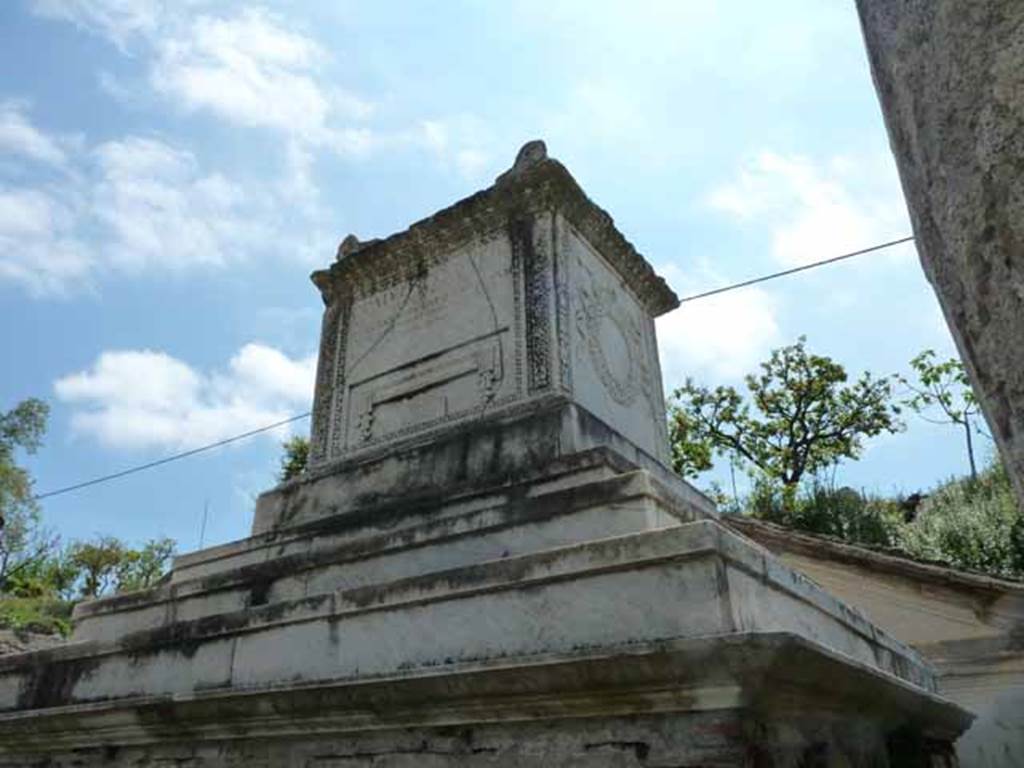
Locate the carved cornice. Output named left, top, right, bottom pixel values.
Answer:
left=311, top=159, right=680, bottom=317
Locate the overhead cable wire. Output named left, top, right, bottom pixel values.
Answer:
left=676, top=235, right=914, bottom=304
left=32, top=234, right=916, bottom=502
left=33, top=412, right=311, bottom=501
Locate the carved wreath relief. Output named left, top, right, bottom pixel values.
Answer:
left=575, top=278, right=643, bottom=406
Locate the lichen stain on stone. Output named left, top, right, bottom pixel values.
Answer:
left=17, top=655, right=101, bottom=710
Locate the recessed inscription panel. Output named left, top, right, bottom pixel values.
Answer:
left=336, top=237, right=518, bottom=453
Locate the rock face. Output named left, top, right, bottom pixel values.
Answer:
left=0, top=143, right=971, bottom=766
left=856, top=1, right=1024, bottom=505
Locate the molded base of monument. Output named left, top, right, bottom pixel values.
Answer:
left=0, top=428, right=971, bottom=765
left=0, top=634, right=965, bottom=766
left=253, top=397, right=712, bottom=534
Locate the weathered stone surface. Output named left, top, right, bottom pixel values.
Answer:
left=0, top=520, right=943, bottom=708
left=306, top=143, right=677, bottom=479
left=0, top=636, right=966, bottom=766
left=0, top=632, right=61, bottom=657
left=253, top=399, right=710, bottom=535
left=0, top=143, right=973, bottom=765
left=727, top=515, right=1024, bottom=768
left=856, top=1, right=1024, bottom=505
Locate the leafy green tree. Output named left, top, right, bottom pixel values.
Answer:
left=68, top=537, right=126, bottom=599
left=0, top=399, right=54, bottom=591
left=279, top=435, right=310, bottom=481
left=668, top=338, right=902, bottom=507
left=5, top=550, right=80, bottom=601
left=115, top=537, right=175, bottom=593
left=62, top=536, right=176, bottom=599
left=898, top=350, right=984, bottom=481
left=0, top=400, right=178, bottom=633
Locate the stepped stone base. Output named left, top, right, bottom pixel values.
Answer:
left=0, top=145, right=973, bottom=765
left=0, top=422, right=969, bottom=766
left=0, top=635, right=963, bottom=766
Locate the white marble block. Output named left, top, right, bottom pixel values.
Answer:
left=307, top=141, right=678, bottom=469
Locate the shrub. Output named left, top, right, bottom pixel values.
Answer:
left=897, top=461, right=1024, bottom=578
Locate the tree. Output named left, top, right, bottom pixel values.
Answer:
left=68, top=537, right=126, bottom=599
left=0, top=400, right=177, bottom=632
left=668, top=338, right=902, bottom=506
left=0, top=399, right=54, bottom=591
left=115, top=538, right=175, bottom=593
left=898, top=350, right=984, bottom=481
left=64, top=536, right=175, bottom=599
left=279, top=435, right=309, bottom=482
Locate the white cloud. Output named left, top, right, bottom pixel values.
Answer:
left=35, top=3, right=377, bottom=157
left=0, top=106, right=269, bottom=294
left=655, top=262, right=781, bottom=386
left=31, top=0, right=166, bottom=50
left=150, top=9, right=370, bottom=146
left=55, top=343, right=315, bottom=451
left=0, top=102, right=69, bottom=166
left=0, top=105, right=89, bottom=297
left=546, top=79, right=646, bottom=147
left=708, top=151, right=910, bottom=267
left=34, top=2, right=488, bottom=197
left=0, top=188, right=59, bottom=238
left=417, top=117, right=494, bottom=182
left=142, top=6, right=379, bottom=179
left=0, top=187, right=94, bottom=296
left=92, top=137, right=263, bottom=270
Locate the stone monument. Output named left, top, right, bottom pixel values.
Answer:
left=0, top=142, right=970, bottom=766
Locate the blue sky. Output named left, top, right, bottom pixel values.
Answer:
left=1, top=1, right=978, bottom=552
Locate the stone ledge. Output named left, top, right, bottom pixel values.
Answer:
left=0, top=633, right=970, bottom=754
left=726, top=514, right=1024, bottom=594
left=253, top=399, right=714, bottom=535
left=80, top=462, right=660, bottom=618
left=71, top=469, right=687, bottom=643
left=0, top=521, right=937, bottom=712
left=176, top=443, right=676, bottom=581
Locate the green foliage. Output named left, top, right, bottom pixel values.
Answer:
left=897, top=461, right=1024, bottom=578
left=0, top=399, right=53, bottom=590
left=68, top=537, right=126, bottom=599
left=0, top=399, right=48, bottom=457
left=0, top=536, right=177, bottom=637
left=668, top=342, right=1022, bottom=578
left=900, top=350, right=978, bottom=423
left=0, top=398, right=178, bottom=636
left=5, top=549, right=79, bottom=600
left=729, top=458, right=1024, bottom=580
left=115, top=537, right=175, bottom=593
left=668, top=338, right=902, bottom=501
left=0, top=596, right=73, bottom=636
left=748, top=476, right=904, bottom=549
left=279, top=435, right=310, bottom=482
left=898, top=350, right=984, bottom=480
left=66, top=536, right=176, bottom=599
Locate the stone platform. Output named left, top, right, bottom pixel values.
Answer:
left=0, top=142, right=973, bottom=766
left=0, top=441, right=968, bottom=765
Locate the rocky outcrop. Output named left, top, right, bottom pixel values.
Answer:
left=856, top=1, right=1024, bottom=505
